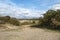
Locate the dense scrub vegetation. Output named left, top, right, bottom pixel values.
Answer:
left=0, top=16, right=20, bottom=26
left=31, top=9, right=60, bottom=30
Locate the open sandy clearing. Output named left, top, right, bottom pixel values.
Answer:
left=0, top=25, right=60, bottom=40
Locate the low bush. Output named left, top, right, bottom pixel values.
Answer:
left=0, top=16, right=20, bottom=26
left=8, top=18, right=20, bottom=26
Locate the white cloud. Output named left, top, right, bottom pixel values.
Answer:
left=51, top=4, right=60, bottom=10
left=0, top=0, right=43, bottom=18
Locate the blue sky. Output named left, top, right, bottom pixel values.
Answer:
left=0, top=0, right=60, bottom=18
left=11, top=0, right=60, bottom=10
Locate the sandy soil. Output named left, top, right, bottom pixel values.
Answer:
left=0, top=25, right=60, bottom=40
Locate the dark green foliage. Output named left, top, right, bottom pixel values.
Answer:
left=0, top=16, right=10, bottom=22
left=43, top=10, right=60, bottom=29
left=0, top=16, right=20, bottom=26
left=32, top=21, right=35, bottom=23
left=31, top=9, right=60, bottom=30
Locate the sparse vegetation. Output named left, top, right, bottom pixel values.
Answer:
left=0, top=9, right=60, bottom=30
left=0, top=16, right=20, bottom=26
left=8, top=18, right=20, bottom=26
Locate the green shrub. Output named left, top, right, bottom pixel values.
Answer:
left=31, top=9, right=60, bottom=30
left=32, top=21, right=35, bottom=24
left=0, top=16, right=20, bottom=26
left=9, top=18, right=20, bottom=26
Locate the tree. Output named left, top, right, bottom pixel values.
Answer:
left=42, top=10, right=56, bottom=26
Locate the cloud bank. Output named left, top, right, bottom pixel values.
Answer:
left=0, top=0, right=42, bottom=19
left=51, top=4, right=60, bottom=10
left=0, top=0, right=60, bottom=19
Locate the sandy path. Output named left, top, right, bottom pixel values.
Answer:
left=0, top=25, right=60, bottom=40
